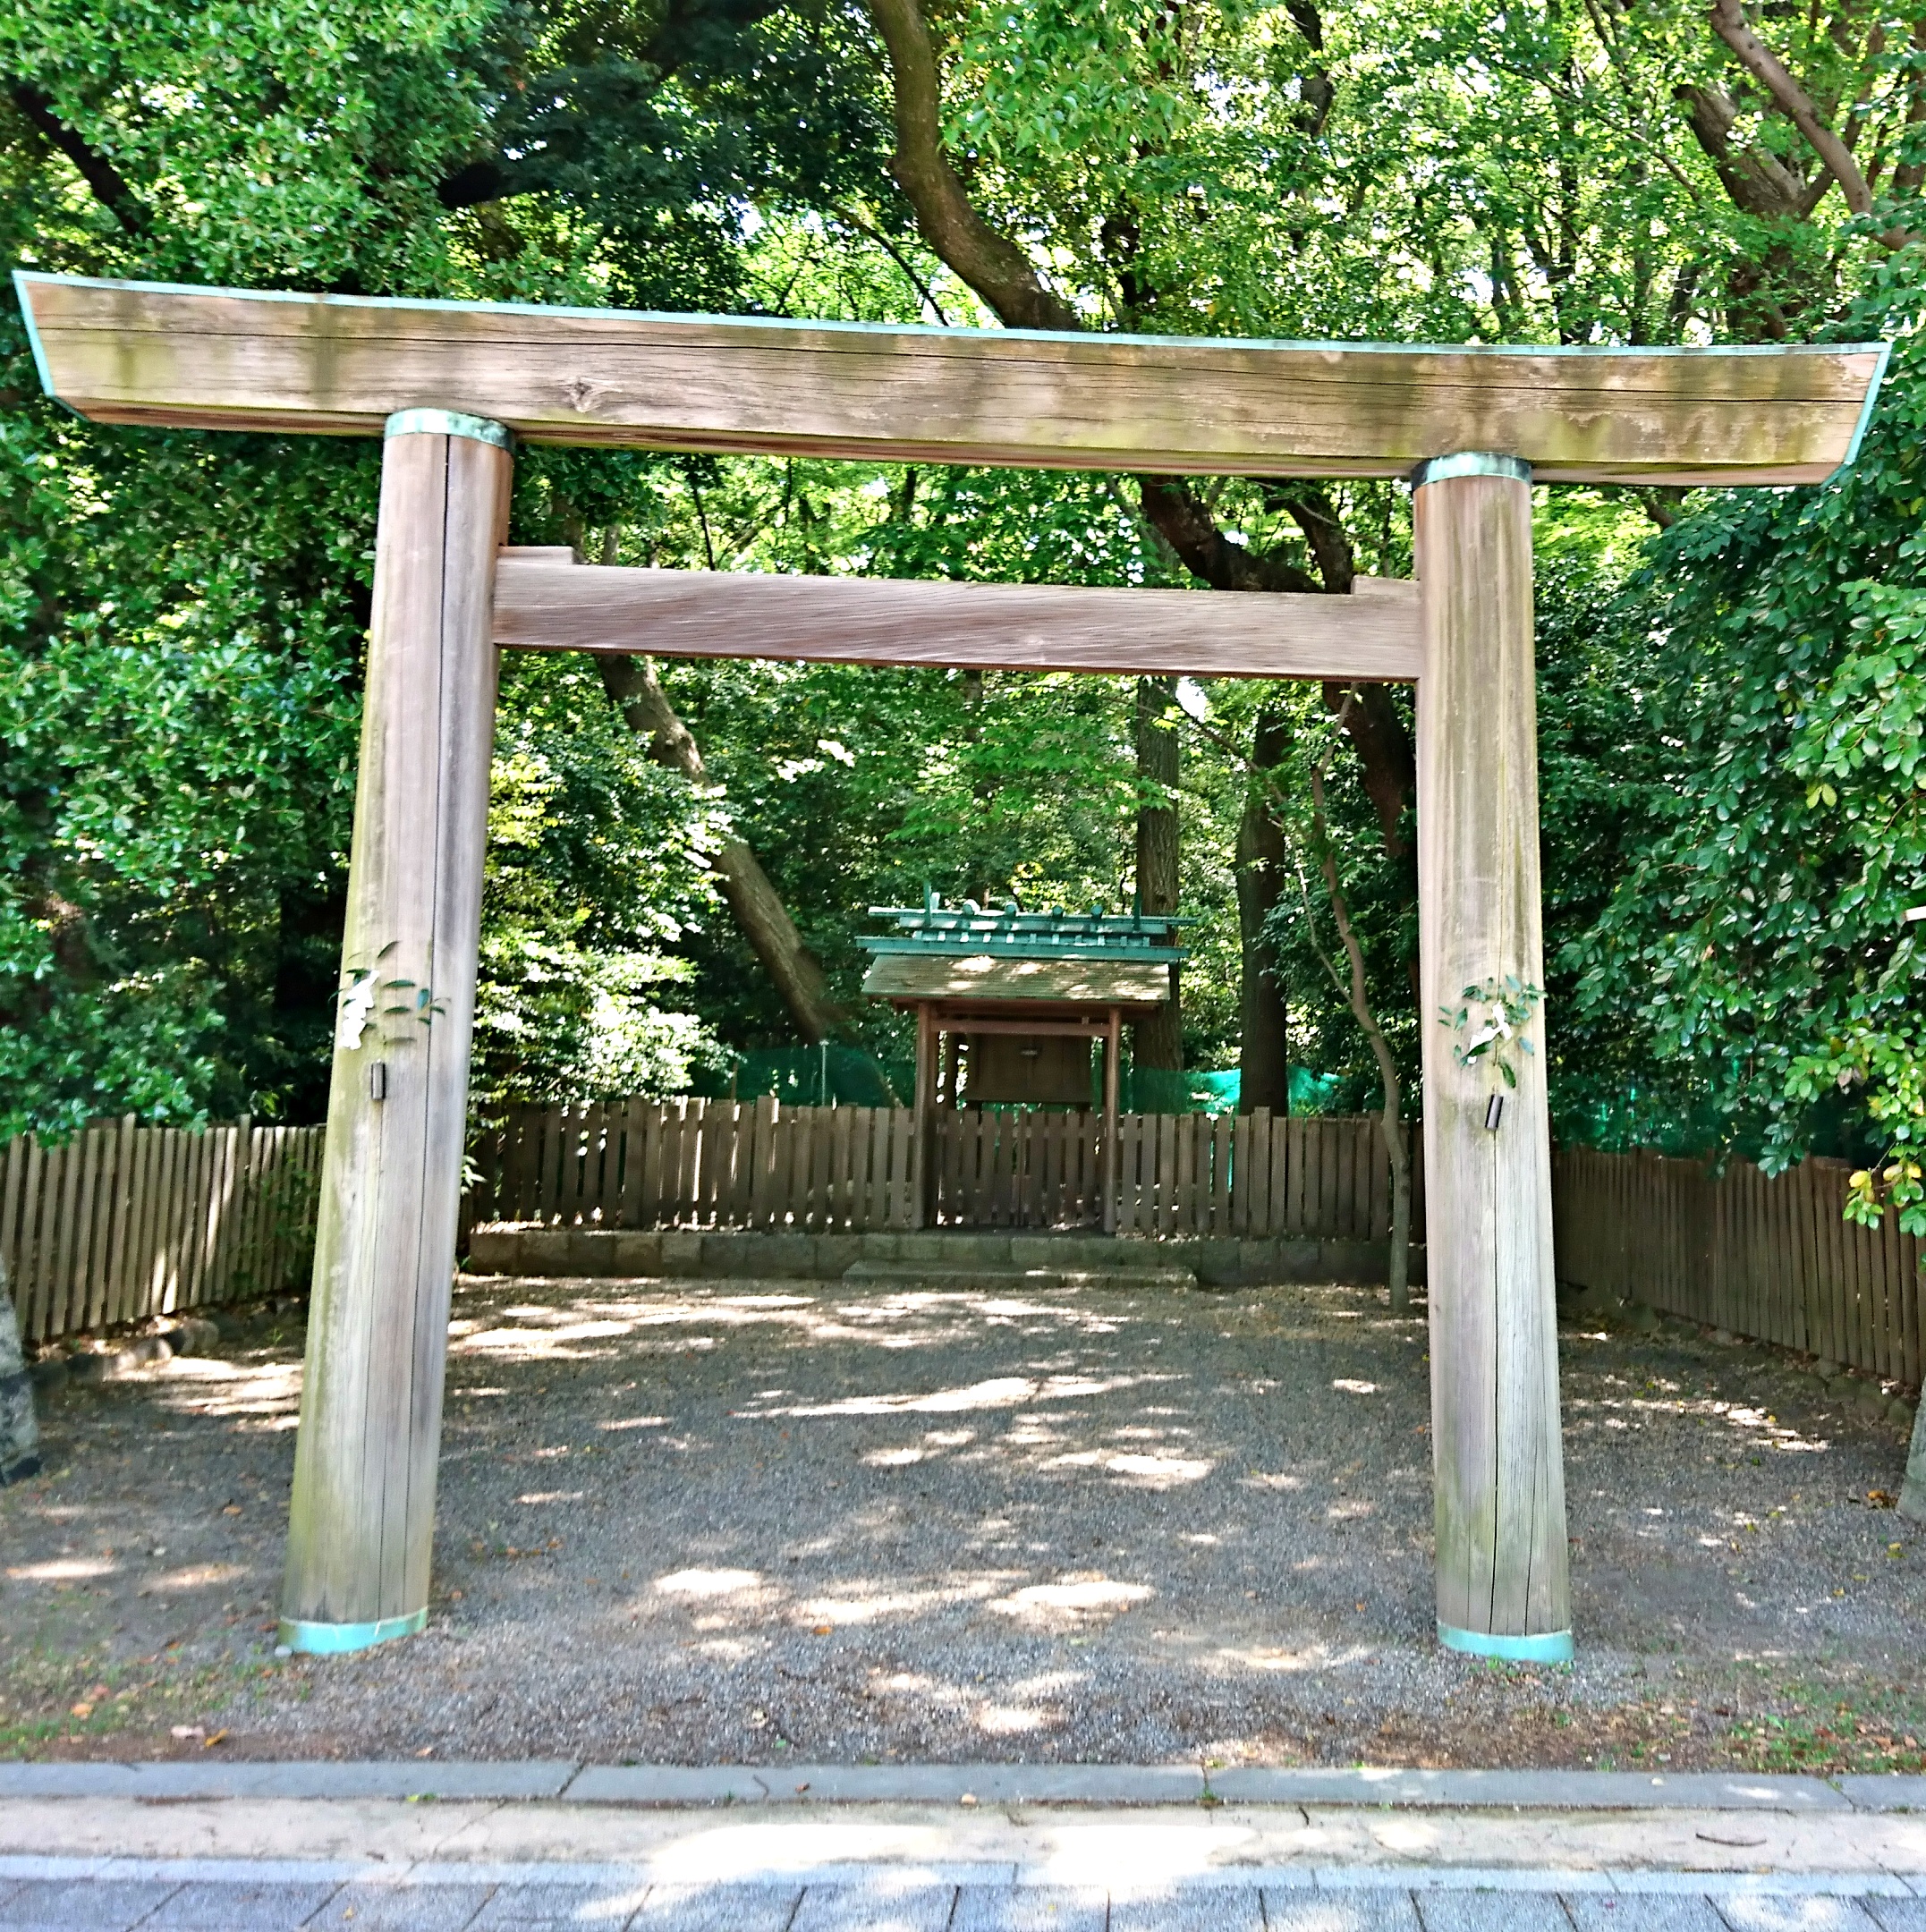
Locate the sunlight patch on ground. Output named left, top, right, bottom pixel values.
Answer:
left=1041, top=1449, right=1217, bottom=1486
left=160, top=1358, right=301, bottom=1426
left=977, top=1701, right=1051, bottom=1733
left=655, top=1567, right=764, bottom=1597
left=140, top=1563, right=249, bottom=1593
left=766, top=1376, right=1039, bottom=1418
left=7, top=1557, right=118, bottom=1582
left=1022, top=1823, right=1269, bottom=1889
left=988, top=1576, right=1155, bottom=1620
left=1210, top=1640, right=1380, bottom=1674
left=795, top=1580, right=992, bottom=1624
left=1566, top=1386, right=1832, bottom=1456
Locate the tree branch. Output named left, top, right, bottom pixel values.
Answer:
left=6, top=83, right=149, bottom=235
left=598, top=654, right=847, bottom=1044
left=1676, top=82, right=1810, bottom=219
left=864, top=0, right=1082, bottom=333
left=1707, top=0, right=1872, bottom=212
left=1184, top=694, right=1413, bottom=1309
left=833, top=204, right=954, bottom=326
left=861, top=0, right=1314, bottom=602
left=1134, top=478, right=1319, bottom=592
left=861, top=0, right=1418, bottom=858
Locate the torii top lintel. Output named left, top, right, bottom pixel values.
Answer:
left=14, top=272, right=1888, bottom=487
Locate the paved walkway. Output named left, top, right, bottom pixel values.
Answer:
left=2, top=1765, right=1924, bottom=1928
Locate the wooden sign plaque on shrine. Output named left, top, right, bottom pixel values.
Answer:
left=13, top=268, right=1888, bottom=1671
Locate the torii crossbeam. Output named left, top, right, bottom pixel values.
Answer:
left=15, top=270, right=1887, bottom=1666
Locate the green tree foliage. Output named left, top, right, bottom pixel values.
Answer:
left=0, top=0, right=885, bottom=1134
left=475, top=652, right=726, bottom=1110
left=1571, top=265, right=1926, bottom=1225
left=2, top=0, right=1922, bottom=1216
left=0, top=370, right=377, bottom=1137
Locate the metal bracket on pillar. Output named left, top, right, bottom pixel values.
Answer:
left=385, top=407, right=516, bottom=449
left=1411, top=452, right=1531, bottom=490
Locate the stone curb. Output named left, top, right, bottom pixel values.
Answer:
left=0, top=1760, right=578, bottom=1800
left=0, top=1853, right=1920, bottom=1898
left=1206, top=1768, right=1856, bottom=1810
left=1, top=1762, right=1919, bottom=1811
left=462, top=1225, right=1422, bottom=1291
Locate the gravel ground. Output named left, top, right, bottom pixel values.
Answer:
left=2, top=1275, right=1922, bottom=1768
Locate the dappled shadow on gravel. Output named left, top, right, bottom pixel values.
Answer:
left=2, top=1278, right=1920, bottom=1767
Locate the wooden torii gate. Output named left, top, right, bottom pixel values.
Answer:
left=16, top=271, right=1886, bottom=1665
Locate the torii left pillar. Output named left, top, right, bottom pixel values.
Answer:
left=282, top=409, right=512, bottom=1654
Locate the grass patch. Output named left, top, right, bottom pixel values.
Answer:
left=0, top=1623, right=304, bottom=1759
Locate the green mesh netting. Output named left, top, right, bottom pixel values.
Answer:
left=691, top=1051, right=1352, bottom=1116
left=691, top=1045, right=905, bottom=1107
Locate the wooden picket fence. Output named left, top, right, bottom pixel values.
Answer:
left=474, top=1097, right=920, bottom=1233
left=1552, top=1147, right=1923, bottom=1388
left=1, top=1119, right=325, bottom=1346
left=15, top=1107, right=1913, bottom=1382
left=468, top=1098, right=1414, bottom=1241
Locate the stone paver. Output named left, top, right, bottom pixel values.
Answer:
left=8, top=1872, right=1926, bottom=1930
left=949, top=1885, right=1107, bottom=1930
left=1713, top=1898, right=1885, bottom=1931
left=788, top=1884, right=959, bottom=1931
left=140, top=1880, right=344, bottom=1928
left=1564, top=1902, right=1732, bottom=1932
left=1416, top=1893, right=1576, bottom=1932
left=1108, top=1887, right=1268, bottom=1931
left=465, top=1878, right=650, bottom=1928
left=304, top=1879, right=499, bottom=1928
left=1261, top=1889, right=1424, bottom=1930
left=628, top=1883, right=802, bottom=1930
left=0, top=1879, right=184, bottom=1930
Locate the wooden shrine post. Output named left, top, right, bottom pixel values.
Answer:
left=913, top=1001, right=937, bottom=1228
left=1413, top=453, right=1571, bottom=1660
left=1101, top=1006, right=1121, bottom=1236
left=280, top=410, right=512, bottom=1654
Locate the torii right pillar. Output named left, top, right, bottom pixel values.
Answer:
left=1413, top=453, right=1573, bottom=1662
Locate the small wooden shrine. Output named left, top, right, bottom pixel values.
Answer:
left=859, top=894, right=1185, bottom=1232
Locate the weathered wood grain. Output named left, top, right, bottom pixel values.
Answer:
left=492, top=553, right=1422, bottom=682
left=281, top=419, right=510, bottom=1648
left=16, top=275, right=1885, bottom=485
left=863, top=953, right=1170, bottom=1005
left=1415, top=465, right=1573, bottom=1653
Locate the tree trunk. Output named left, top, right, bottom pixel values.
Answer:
left=0, top=1267, right=40, bottom=1485
left=1235, top=711, right=1291, bottom=1114
left=1902, top=1394, right=1926, bottom=1524
left=598, top=654, right=846, bottom=1044
left=1133, top=675, right=1183, bottom=1072
left=1305, top=750, right=1412, bottom=1318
